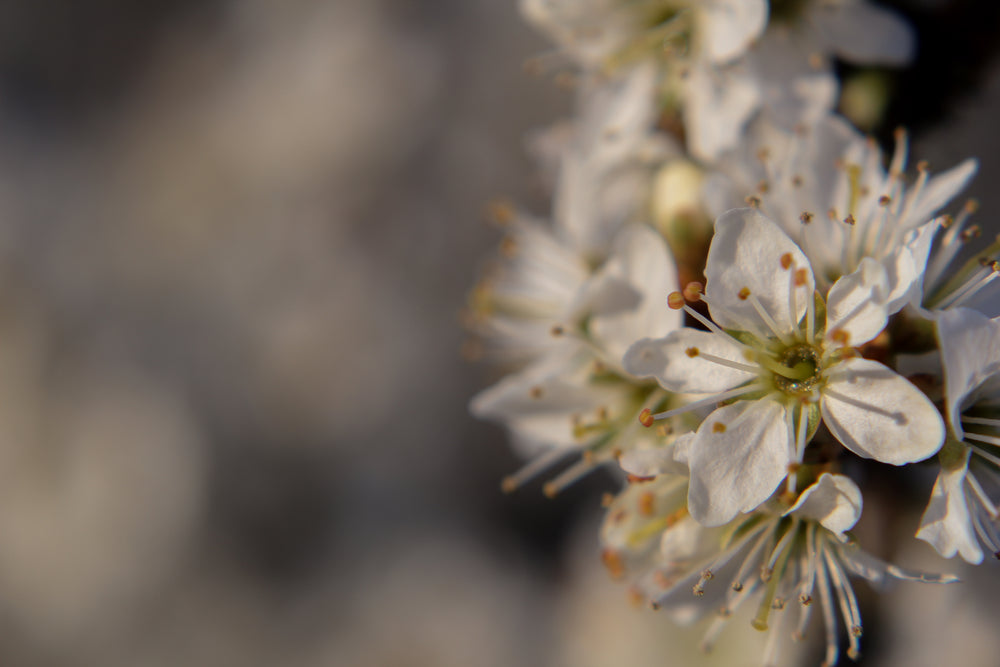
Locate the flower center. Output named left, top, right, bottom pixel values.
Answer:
left=771, top=344, right=823, bottom=396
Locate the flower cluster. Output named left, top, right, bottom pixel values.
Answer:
left=468, top=2, right=998, bottom=664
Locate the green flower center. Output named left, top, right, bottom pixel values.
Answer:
left=771, top=344, right=823, bottom=396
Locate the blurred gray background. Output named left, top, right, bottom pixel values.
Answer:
left=0, top=1, right=996, bottom=665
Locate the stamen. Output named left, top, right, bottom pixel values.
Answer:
left=693, top=569, right=714, bottom=597
left=728, top=525, right=772, bottom=593
left=962, top=431, right=1000, bottom=448
left=934, top=262, right=1000, bottom=310
left=543, top=458, right=599, bottom=497
left=678, top=303, right=770, bottom=356
left=967, top=470, right=999, bottom=517
left=753, top=524, right=794, bottom=631
left=695, top=351, right=760, bottom=375
left=501, top=448, right=574, bottom=493
left=815, top=543, right=840, bottom=667
left=648, top=383, right=765, bottom=422
left=744, top=290, right=795, bottom=345
left=795, top=402, right=809, bottom=464
left=961, top=415, right=1000, bottom=428
left=971, top=445, right=1000, bottom=469
left=683, top=281, right=704, bottom=302
left=824, top=548, right=863, bottom=661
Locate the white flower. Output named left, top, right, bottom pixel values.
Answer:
left=603, top=472, right=957, bottom=666
left=625, top=208, right=944, bottom=525
left=466, top=64, right=671, bottom=365
left=520, top=0, right=766, bottom=72
left=917, top=307, right=1000, bottom=563
left=709, top=114, right=977, bottom=313
left=728, top=0, right=913, bottom=138
left=472, top=223, right=683, bottom=494
left=521, top=0, right=768, bottom=161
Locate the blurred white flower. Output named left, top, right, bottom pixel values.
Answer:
left=472, top=223, right=682, bottom=494
left=603, top=471, right=956, bottom=665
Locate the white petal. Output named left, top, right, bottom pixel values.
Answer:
left=623, top=329, right=753, bottom=393
left=589, top=225, right=682, bottom=364
left=936, top=307, right=1000, bottom=437
left=822, top=358, right=945, bottom=465
left=697, top=0, right=767, bottom=64
left=686, top=398, right=791, bottom=526
left=916, top=447, right=983, bottom=564
left=884, top=220, right=937, bottom=313
left=825, top=257, right=889, bottom=347
left=812, top=1, right=915, bottom=65
left=785, top=473, right=862, bottom=539
left=705, top=208, right=814, bottom=337
left=618, top=446, right=685, bottom=478
left=684, top=62, right=761, bottom=161
left=471, top=346, right=624, bottom=454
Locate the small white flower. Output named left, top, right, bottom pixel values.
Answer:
left=710, top=114, right=978, bottom=312
left=625, top=208, right=944, bottom=525
left=917, top=307, right=1000, bottom=563
left=603, top=472, right=957, bottom=666
left=472, top=223, right=683, bottom=494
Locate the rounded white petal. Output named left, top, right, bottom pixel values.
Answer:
left=822, top=358, right=945, bottom=465
left=812, top=1, right=914, bottom=65
left=589, top=225, right=682, bottom=364
left=697, top=0, right=767, bottom=64
left=705, top=208, right=814, bottom=337
left=784, top=472, right=862, bottom=539
left=623, top=329, right=753, bottom=393
left=916, top=448, right=983, bottom=564
left=686, top=398, right=791, bottom=526
left=825, top=257, right=889, bottom=348
left=936, top=307, right=1000, bottom=437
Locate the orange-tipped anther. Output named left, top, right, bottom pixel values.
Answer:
left=683, top=281, right=704, bottom=302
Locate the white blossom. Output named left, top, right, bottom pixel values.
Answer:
left=472, top=223, right=683, bottom=494
left=625, top=208, right=944, bottom=525
left=602, top=472, right=957, bottom=666
left=709, top=114, right=977, bottom=312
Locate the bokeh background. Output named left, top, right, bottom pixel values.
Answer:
left=0, top=1, right=997, bottom=665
